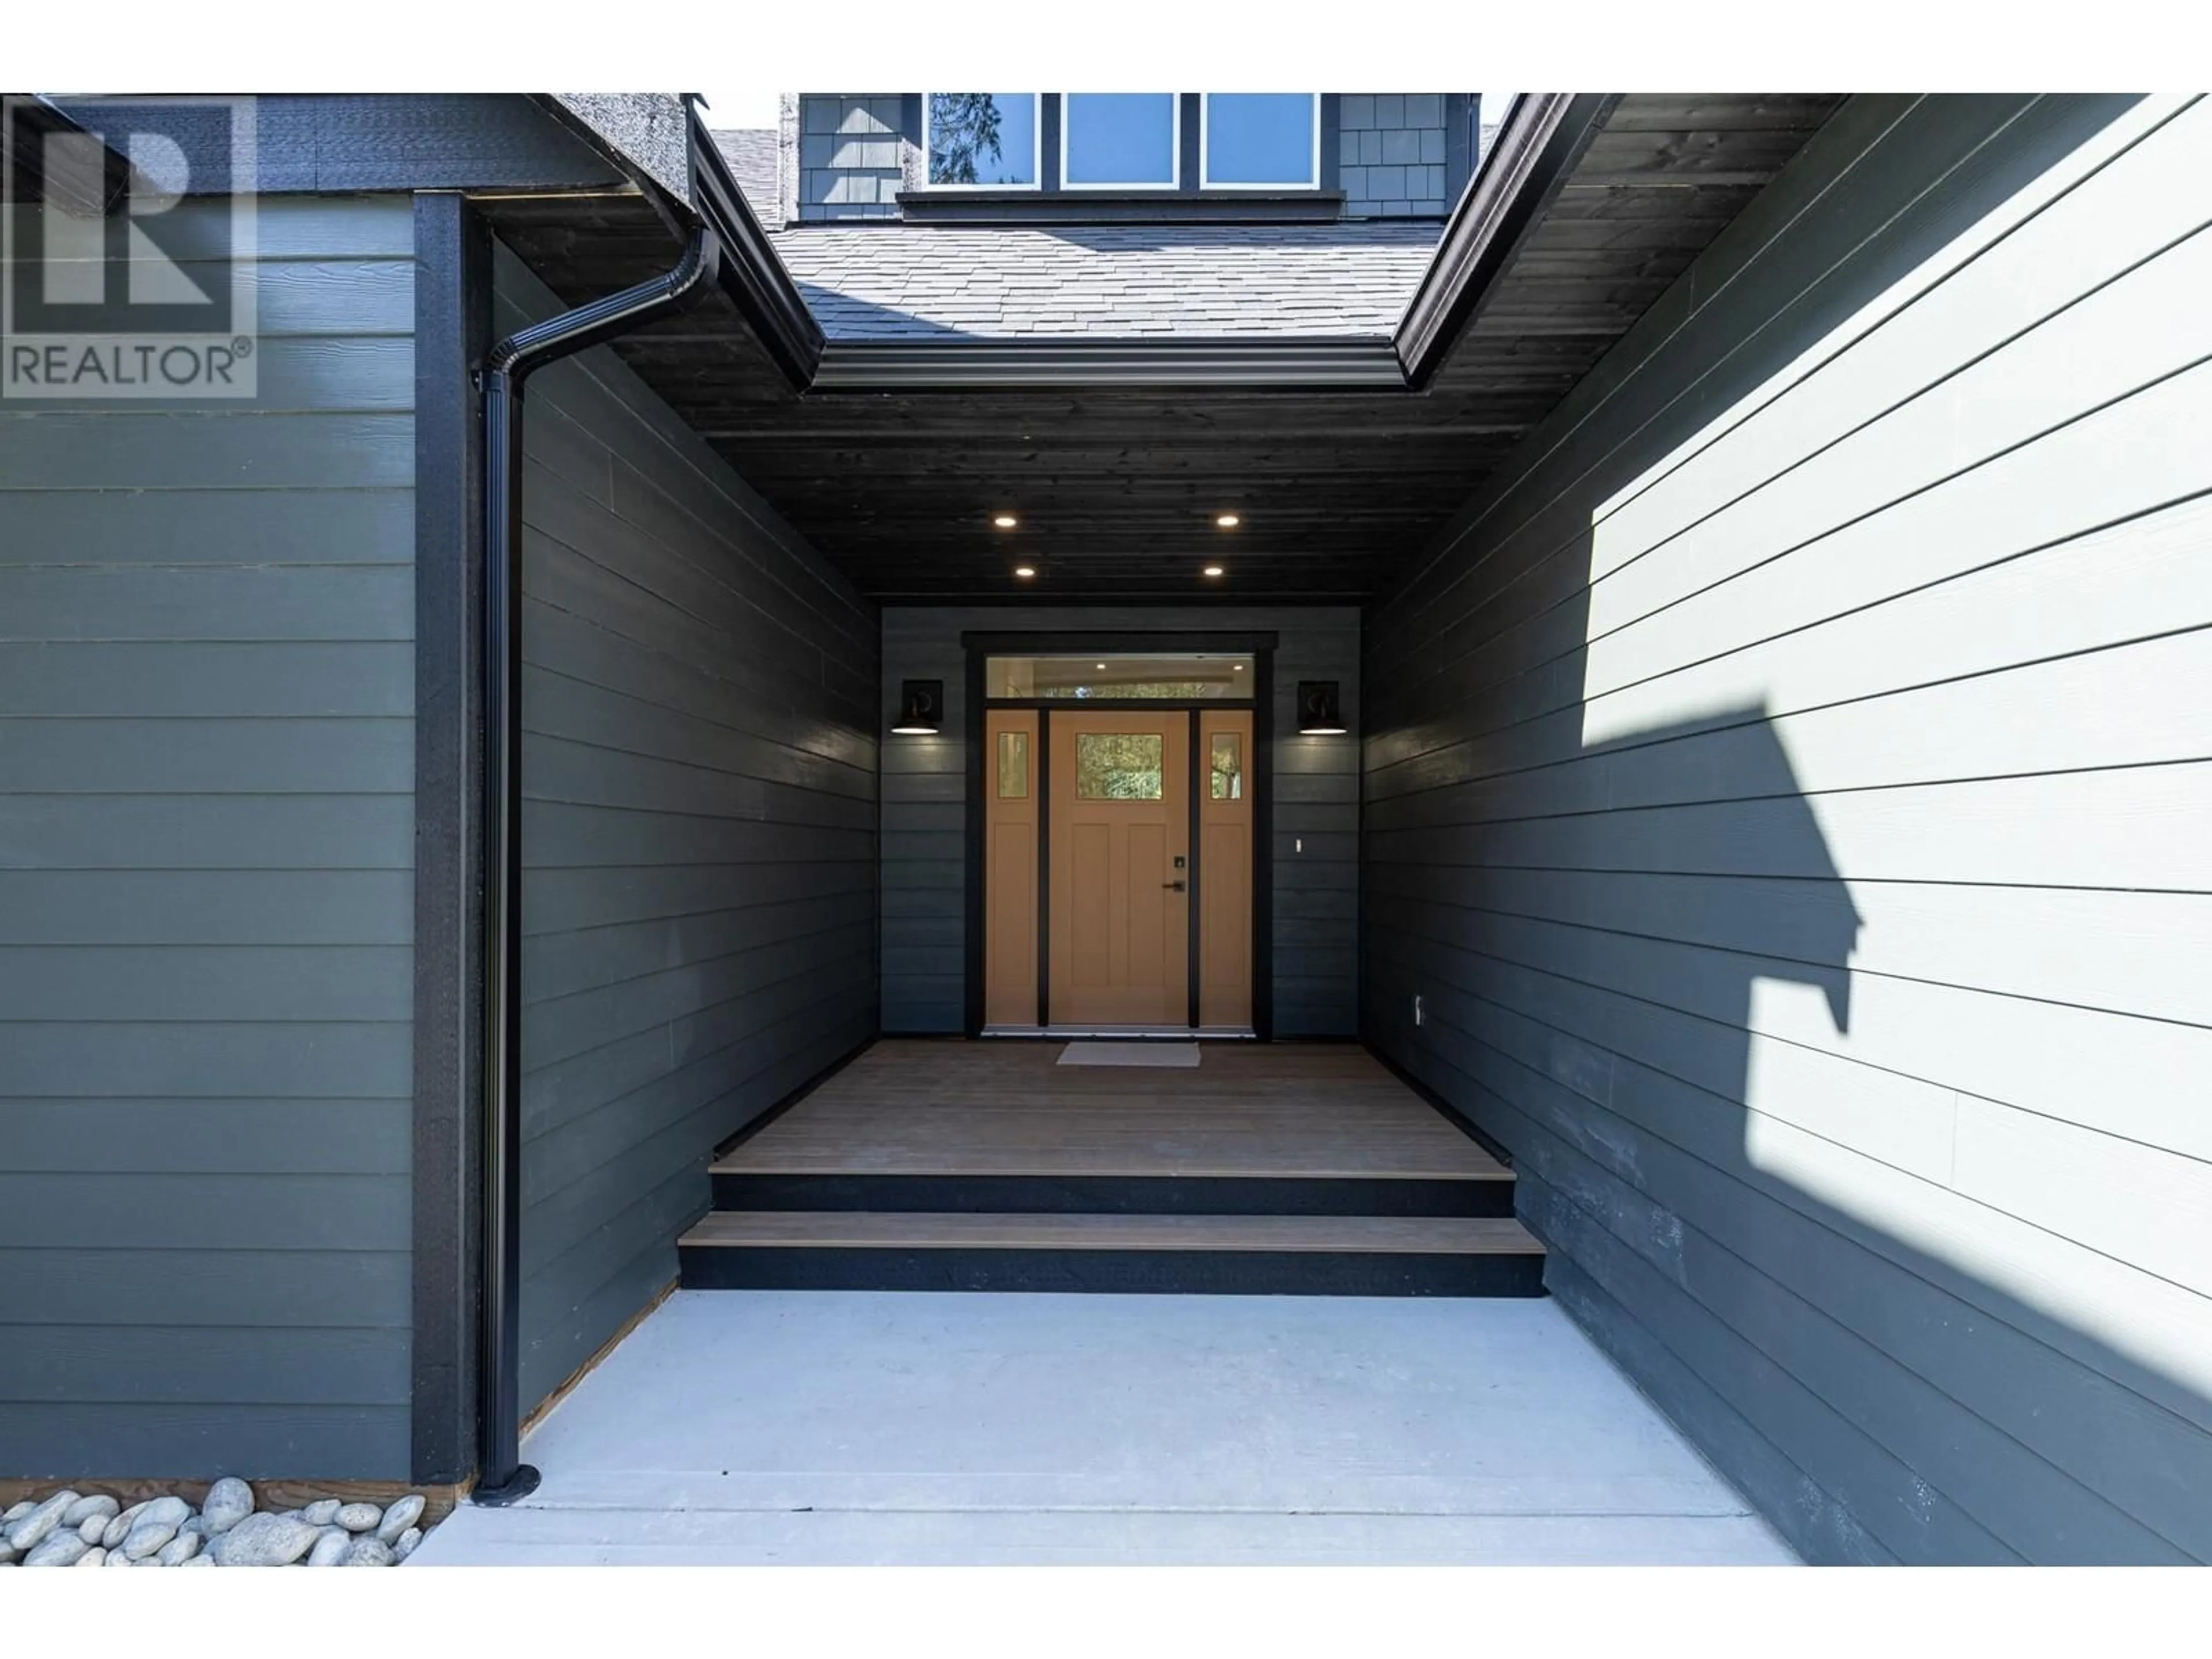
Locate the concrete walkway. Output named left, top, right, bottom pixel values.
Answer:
left=415, top=1290, right=1795, bottom=1565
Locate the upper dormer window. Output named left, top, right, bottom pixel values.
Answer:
left=1060, top=93, right=1179, bottom=190
left=1200, top=93, right=1321, bottom=189
left=925, top=93, right=1041, bottom=187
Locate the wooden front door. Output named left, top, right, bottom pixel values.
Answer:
left=1048, top=710, right=1190, bottom=1027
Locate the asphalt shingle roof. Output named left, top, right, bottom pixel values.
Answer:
left=710, top=128, right=782, bottom=229
left=770, top=222, right=1445, bottom=340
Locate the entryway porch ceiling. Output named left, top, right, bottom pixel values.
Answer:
left=482, top=93, right=1840, bottom=603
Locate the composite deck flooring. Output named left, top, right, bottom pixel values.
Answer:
left=713, top=1039, right=1510, bottom=1183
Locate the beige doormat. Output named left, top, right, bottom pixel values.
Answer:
left=1056, top=1041, right=1202, bottom=1067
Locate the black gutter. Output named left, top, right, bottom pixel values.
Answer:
left=812, top=337, right=1406, bottom=392
left=472, top=224, right=720, bottom=1508
left=1393, top=93, right=1618, bottom=389
left=688, top=104, right=825, bottom=385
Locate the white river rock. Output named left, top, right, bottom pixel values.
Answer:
left=63, top=1494, right=119, bottom=1527
left=376, top=1494, right=425, bottom=1544
left=5, top=1492, right=78, bottom=1552
left=24, top=1532, right=91, bottom=1567
left=209, top=1510, right=320, bottom=1567
left=201, top=1476, right=253, bottom=1535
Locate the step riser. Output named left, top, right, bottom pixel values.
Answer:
left=679, top=1245, right=1547, bottom=1298
left=713, top=1173, right=1515, bottom=1218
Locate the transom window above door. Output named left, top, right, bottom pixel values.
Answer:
left=1060, top=93, right=1179, bottom=189
left=988, top=653, right=1255, bottom=700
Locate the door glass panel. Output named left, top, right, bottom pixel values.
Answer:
left=1076, top=733, right=1164, bottom=800
left=996, top=730, right=1030, bottom=798
left=1210, top=732, right=1243, bottom=800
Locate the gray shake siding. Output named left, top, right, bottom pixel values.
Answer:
left=0, top=195, right=418, bottom=1478
left=1362, top=93, right=2212, bottom=1563
left=797, top=94, right=908, bottom=221
left=494, top=247, right=880, bottom=1415
left=880, top=605, right=1358, bottom=1037
left=1337, top=93, right=1453, bottom=218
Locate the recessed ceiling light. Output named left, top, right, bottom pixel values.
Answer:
left=1215, top=513, right=1241, bottom=529
left=1232, top=663, right=1243, bottom=671
left=1096, top=662, right=1108, bottom=671
left=993, top=513, right=1018, bottom=528
left=1013, top=565, right=1036, bottom=578
left=1203, top=565, right=1226, bottom=578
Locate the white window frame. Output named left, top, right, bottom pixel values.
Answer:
left=921, top=93, right=1043, bottom=191
left=1198, top=92, right=1323, bottom=190
left=1057, top=92, right=1183, bottom=191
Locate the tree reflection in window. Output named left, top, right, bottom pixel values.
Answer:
left=1076, top=733, right=1164, bottom=800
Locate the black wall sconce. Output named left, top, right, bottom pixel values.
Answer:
left=1297, top=680, right=1347, bottom=736
left=892, top=679, right=944, bottom=735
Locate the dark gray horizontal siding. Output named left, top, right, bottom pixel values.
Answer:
left=0, top=194, right=416, bottom=1480
left=878, top=605, right=1359, bottom=1036
left=496, top=243, right=879, bottom=1416
left=1363, top=94, right=2212, bottom=1563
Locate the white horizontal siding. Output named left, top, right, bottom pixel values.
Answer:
left=1366, top=94, right=2212, bottom=1564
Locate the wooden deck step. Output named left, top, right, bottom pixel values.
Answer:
left=678, top=1211, right=1546, bottom=1297
left=711, top=1167, right=1513, bottom=1217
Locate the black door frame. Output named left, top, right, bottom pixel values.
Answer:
left=959, top=630, right=1277, bottom=1040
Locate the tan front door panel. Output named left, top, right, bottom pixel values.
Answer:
left=1048, top=711, right=1190, bottom=1028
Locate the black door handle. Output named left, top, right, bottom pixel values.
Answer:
left=1163, top=880, right=1186, bottom=892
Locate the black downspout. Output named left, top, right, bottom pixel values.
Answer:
left=471, top=226, right=719, bottom=1507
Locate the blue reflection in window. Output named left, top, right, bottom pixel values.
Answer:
left=1064, top=93, right=1177, bottom=187
left=1205, top=94, right=1317, bottom=186
left=927, top=94, right=1038, bottom=185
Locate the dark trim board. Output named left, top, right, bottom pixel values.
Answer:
left=1252, top=646, right=1275, bottom=1041
left=960, top=630, right=1282, bottom=656
left=1037, top=712, right=1052, bottom=1017
left=893, top=190, right=1350, bottom=225
left=710, top=1035, right=881, bottom=1160
left=679, top=1245, right=1546, bottom=1297
left=711, top=1171, right=1516, bottom=1218
left=1363, top=1041, right=1518, bottom=1170
left=408, top=190, right=491, bottom=1487
left=1187, top=705, right=1202, bottom=1031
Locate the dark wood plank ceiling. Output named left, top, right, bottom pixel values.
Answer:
left=483, top=94, right=1842, bottom=604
